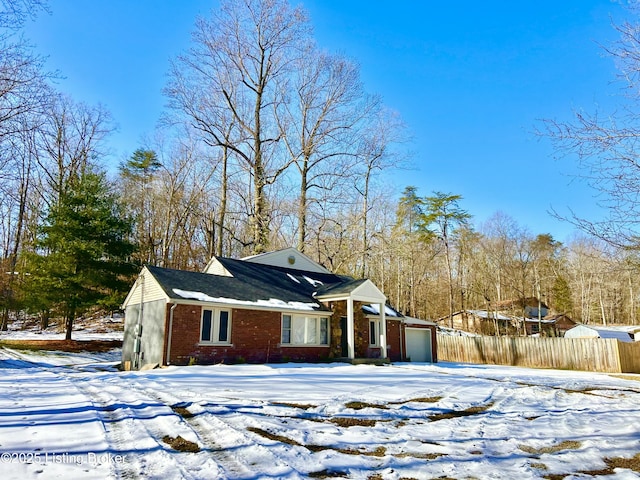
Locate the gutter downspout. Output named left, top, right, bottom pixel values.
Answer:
left=400, top=319, right=405, bottom=361
left=134, top=272, right=145, bottom=370
left=166, top=303, right=177, bottom=366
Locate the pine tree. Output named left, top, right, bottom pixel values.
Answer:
left=24, top=170, right=137, bottom=339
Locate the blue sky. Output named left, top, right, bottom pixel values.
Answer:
left=24, top=0, right=626, bottom=242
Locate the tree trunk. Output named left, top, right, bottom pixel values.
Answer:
left=65, top=313, right=74, bottom=341
left=297, top=157, right=308, bottom=253
left=216, top=146, right=229, bottom=257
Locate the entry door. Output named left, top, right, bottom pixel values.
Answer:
left=340, top=316, right=348, bottom=357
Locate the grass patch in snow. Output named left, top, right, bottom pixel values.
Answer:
left=396, top=451, right=444, bottom=460
left=428, top=402, right=494, bottom=422
left=344, top=401, right=388, bottom=410
left=308, top=469, right=349, bottom=478
left=171, top=405, right=194, bottom=419
left=162, top=435, right=200, bottom=453
left=271, top=401, right=317, bottom=410
left=543, top=452, right=640, bottom=478
left=389, top=396, right=443, bottom=404
left=247, top=427, right=301, bottom=447
left=519, top=440, right=582, bottom=455
left=247, top=426, right=388, bottom=457
left=330, top=417, right=378, bottom=427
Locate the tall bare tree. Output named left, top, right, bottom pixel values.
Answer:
left=543, top=6, right=640, bottom=247
left=34, top=95, right=113, bottom=209
left=279, top=46, right=374, bottom=252
left=166, top=0, right=310, bottom=254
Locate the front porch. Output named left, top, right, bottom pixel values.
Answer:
left=317, top=279, right=391, bottom=361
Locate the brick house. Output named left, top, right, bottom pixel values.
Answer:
left=121, top=248, right=436, bottom=369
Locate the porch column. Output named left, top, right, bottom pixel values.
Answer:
left=379, top=303, right=387, bottom=359
left=347, top=296, right=355, bottom=359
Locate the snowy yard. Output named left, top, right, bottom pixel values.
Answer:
left=1, top=346, right=640, bottom=479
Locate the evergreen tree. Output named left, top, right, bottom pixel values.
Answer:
left=24, top=169, right=137, bottom=339
left=421, top=192, right=471, bottom=327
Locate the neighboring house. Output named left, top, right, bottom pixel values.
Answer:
left=564, top=324, right=640, bottom=342
left=121, top=248, right=437, bottom=369
left=495, top=298, right=550, bottom=319
left=525, top=318, right=557, bottom=336
left=442, top=308, right=576, bottom=337
left=443, top=310, right=517, bottom=336
left=525, top=314, right=577, bottom=336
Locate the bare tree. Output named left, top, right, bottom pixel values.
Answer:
left=279, top=45, right=373, bottom=252
left=166, top=0, right=310, bottom=254
left=34, top=95, right=113, bottom=209
left=354, top=107, right=407, bottom=278
left=542, top=6, right=640, bottom=247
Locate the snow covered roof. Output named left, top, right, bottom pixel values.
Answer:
left=465, top=310, right=513, bottom=322
left=134, top=254, right=391, bottom=315
left=402, top=316, right=436, bottom=326
left=362, top=303, right=402, bottom=318
left=564, top=324, right=634, bottom=342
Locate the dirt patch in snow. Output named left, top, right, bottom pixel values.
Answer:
left=428, top=402, right=494, bottom=422
left=0, top=339, right=122, bottom=352
left=344, top=401, right=389, bottom=410
left=519, top=440, right=582, bottom=455
left=162, top=435, right=201, bottom=453
left=330, top=417, right=378, bottom=428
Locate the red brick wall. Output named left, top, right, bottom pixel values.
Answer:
left=163, top=302, right=415, bottom=365
left=386, top=319, right=403, bottom=361
left=166, top=304, right=330, bottom=365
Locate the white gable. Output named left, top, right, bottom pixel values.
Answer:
left=202, top=257, right=233, bottom=276
left=242, top=248, right=330, bottom=274
left=121, top=267, right=170, bottom=308
left=351, top=280, right=387, bottom=303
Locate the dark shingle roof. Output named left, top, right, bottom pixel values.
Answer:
left=146, top=258, right=350, bottom=312
left=144, top=256, right=401, bottom=317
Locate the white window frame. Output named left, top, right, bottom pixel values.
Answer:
left=281, top=314, right=329, bottom=346
left=200, top=308, right=232, bottom=345
left=369, top=318, right=381, bottom=346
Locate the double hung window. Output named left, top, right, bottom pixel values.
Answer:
left=200, top=308, right=231, bottom=344
left=282, top=315, right=329, bottom=345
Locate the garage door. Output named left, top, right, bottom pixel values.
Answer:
left=405, top=328, right=432, bottom=362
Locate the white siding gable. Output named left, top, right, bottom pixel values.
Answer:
left=121, top=267, right=169, bottom=308
left=351, top=280, right=387, bottom=304
left=202, top=257, right=234, bottom=276
left=242, top=248, right=330, bottom=274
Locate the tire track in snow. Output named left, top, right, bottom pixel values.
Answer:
left=60, top=372, right=222, bottom=480
left=123, top=377, right=310, bottom=479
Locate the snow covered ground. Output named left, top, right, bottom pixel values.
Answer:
left=1, top=347, right=640, bottom=480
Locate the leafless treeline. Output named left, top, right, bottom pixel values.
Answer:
left=1, top=0, right=640, bottom=326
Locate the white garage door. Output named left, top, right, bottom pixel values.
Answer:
left=405, top=328, right=432, bottom=362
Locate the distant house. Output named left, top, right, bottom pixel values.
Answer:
left=442, top=310, right=517, bottom=336
left=525, top=314, right=577, bottom=336
left=495, top=297, right=550, bottom=319
left=441, top=306, right=576, bottom=337
left=564, top=324, right=640, bottom=342
left=121, top=248, right=437, bottom=369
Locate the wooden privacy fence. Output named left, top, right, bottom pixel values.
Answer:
left=437, top=334, right=640, bottom=373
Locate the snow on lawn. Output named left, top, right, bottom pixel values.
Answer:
left=1, top=355, right=640, bottom=480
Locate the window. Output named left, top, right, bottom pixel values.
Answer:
left=200, top=308, right=231, bottom=344
left=282, top=314, right=329, bottom=345
left=369, top=319, right=380, bottom=346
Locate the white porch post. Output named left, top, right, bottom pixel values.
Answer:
left=347, top=296, right=355, bottom=359
left=379, top=303, right=387, bottom=359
